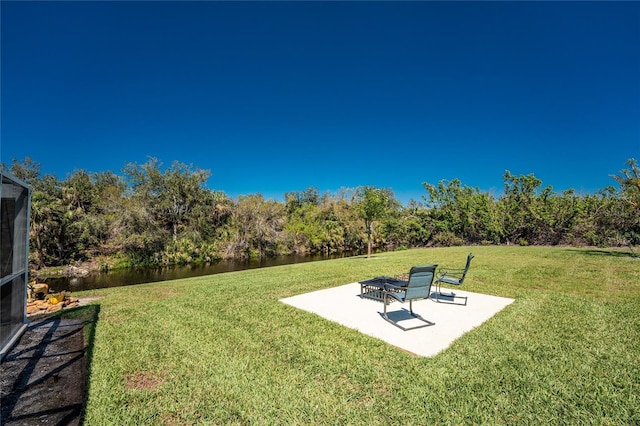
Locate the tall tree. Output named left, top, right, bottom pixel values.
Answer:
left=3, top=157, right=41, bottom=185
left=227, top=194, right=285, bottom=258
left=612, top=158, right=640, bottom=209
left=4, top=159, right=77, bottom=266
left=422, top=179, right=501, bottom=245
left=284, top=187, right=320, bottom=214
left=499, top=171, right=547, bottom=245
left=355, top=187, right=389, bottom=258
left=123, top=158, right=211, bottom=241
left=395, top=201, right=432, bottom=247
left=610, top=158, right=640, bottom=253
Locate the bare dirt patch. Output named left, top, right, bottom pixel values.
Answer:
left=125, top=371, right=165, bottom=391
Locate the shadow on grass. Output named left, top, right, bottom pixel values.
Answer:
left=565, top=248, right=638, bottom=259
left=0, top=303, right=100, bottom=426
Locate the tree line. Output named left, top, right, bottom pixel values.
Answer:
left=2, top=157, right=639, bottom=270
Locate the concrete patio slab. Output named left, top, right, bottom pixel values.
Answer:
left=281, top=283, right=514, bottom=357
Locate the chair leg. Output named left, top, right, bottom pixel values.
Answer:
left=383, top=298, right=435, bottom=331
left=383, top=293, right=389, bottom=319
left=435, top=287, right=468, bottom=306
left=434, top=280, right=445, bottom=303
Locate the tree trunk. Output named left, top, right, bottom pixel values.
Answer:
left=367, top=221, right=372, bottom=258
left=35, top=232, right=45, bottom=268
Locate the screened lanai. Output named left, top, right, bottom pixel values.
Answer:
left=0, top=171, right=31, bottom=361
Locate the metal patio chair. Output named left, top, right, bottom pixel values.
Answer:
left=434, top=253, right=474, bottom=306
left=382, top=264, right=437, bottom=331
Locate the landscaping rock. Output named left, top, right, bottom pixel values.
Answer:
left=26, top=292, right=82, bottom=317
left=29, top=283, right=49, bottom=299
left=46, top=303, right=63, bottom=313
left=63, top=265, right=90, bottom=277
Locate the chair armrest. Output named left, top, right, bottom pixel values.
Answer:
left=382, top=288, right=404, bottom=303
left=437, top=268, right=465, bottom=278
left=438, top=267, right=465, bottom=273
left=383, top=282, right=406, bottom=291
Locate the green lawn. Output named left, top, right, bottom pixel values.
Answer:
left=64, top=246, right=639, bottom=424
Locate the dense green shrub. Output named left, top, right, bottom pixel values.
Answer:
left=431, top=231, right=464, bottom=247
left=3, top=157, right=639, bottom=268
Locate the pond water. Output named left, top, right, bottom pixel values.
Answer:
left=44, top=252, right=363, bottom=292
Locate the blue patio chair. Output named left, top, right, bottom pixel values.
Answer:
left=434, top=253, right=474, bottom=306
left=382, top=264, right=437, bottom=331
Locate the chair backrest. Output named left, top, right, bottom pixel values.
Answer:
left=459, top=253, right=474, bottom=284
left=405, top=264, right=437, bottom=300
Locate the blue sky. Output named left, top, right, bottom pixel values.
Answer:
left=1, top=1, right=638, bottom=204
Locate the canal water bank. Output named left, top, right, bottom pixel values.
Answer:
left=41, top=252, right=364, bottom=292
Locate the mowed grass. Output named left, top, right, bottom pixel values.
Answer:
left=69, top=246, right=639, bottom=424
